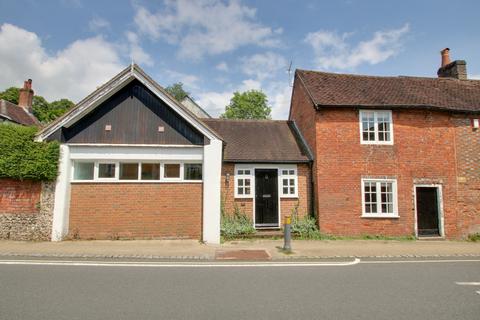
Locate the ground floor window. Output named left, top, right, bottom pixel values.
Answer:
left=235, top=169, right=252, bottom=197
left=280, top=169, right=297, bottom=197
left=361, top=179, right=398, bottom=218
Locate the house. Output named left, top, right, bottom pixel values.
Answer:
left=35, top=64, right=312, bottom=243
left=0, top=79, right=39, bottom=126
left=180, top=95, right=211, bottom=118
left=289, top=48, right=480, bottom=239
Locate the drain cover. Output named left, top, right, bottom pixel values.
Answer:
left=215, top=249, right=271, bottom=261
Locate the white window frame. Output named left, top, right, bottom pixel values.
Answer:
left=96, top=161, right=118, bottom=181
left=280, top=168, right=298, bottom=198
left=162, top=162, right=183, bottom=182
left=361, top=178, right=399, bottom=218
left=234, top=168, right=254, bottom=198
left=359, top=110, right=394, bottom=145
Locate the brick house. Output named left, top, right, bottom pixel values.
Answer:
left=34, top=64, right=312, bottom=243
left=289, top=48, right=480, bottom=239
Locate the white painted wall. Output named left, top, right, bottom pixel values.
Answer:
left=51, top=145, right=72, bottom=241
left=202, top=140, right=223, bottom=244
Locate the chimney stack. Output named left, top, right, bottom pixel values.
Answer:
left=18, top=79, right=34, bottom=113
left=437, top=48, right=467, bottom=80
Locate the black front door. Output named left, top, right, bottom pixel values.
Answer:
left=416, top=187, right=440, bottom=236
left=255, top=169, right=278, bottom=227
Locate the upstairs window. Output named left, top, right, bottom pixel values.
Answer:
left=360, top=110, right=393, bottom=145
left=235, top=169, right=252, bottom=198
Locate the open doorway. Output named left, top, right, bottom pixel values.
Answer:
left=415, top=186, right=443, bottom=237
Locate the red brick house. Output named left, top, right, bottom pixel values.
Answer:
left=289, top=48, right=480, bottom=239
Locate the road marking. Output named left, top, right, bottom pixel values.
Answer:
left=360, top=259, right=480, bottom=264
left=0, top=258, right=360, bottom=268
left=455, top=282, right=480, bottom=286
left=477, top=291, right=480, bottom=295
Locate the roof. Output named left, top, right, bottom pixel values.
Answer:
left=296, top=69, right=480, bottom=113
left=202, top=118, right=312, bottom=163
left=0, top=99, right=38, bottom=126
left=36, top=64, right=222, bottom=142
left=180, top=96, right=211, bottom=118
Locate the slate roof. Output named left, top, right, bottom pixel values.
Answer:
left=297, top=69, right=480, bottom=113
left=0, top=99, right=39, bottom=126
left=202, top=118, right=312, bottom=163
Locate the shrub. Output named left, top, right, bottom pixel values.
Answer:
left=467, top=233, right=480, bottom=242
left=0, top=124, right=59, bottom=181
left=221, top=204, right=256, bottom=239
left=291, top=215, right=321, bottom=239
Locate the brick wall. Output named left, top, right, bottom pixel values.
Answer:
left=312, top=108, right=459, bottom=238
left=453, top=115, right=480, bottom=237
left=0, top=179, right=55, bottom=240
left=69, top=183, right=203, bottom=240
left=221, top=163, right=311, bottom=226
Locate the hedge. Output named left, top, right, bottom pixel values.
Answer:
left=0, top=124, right=59, bottom=181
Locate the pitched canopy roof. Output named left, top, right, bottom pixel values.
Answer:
left=297, top=69, right=480, bottom=113
left=202, top=118, right=312, bottom=163
left=0, top=99, right=38, bottom=126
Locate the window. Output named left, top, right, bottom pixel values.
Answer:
left=360, top=110, right=393, bottom=144
left=281, top=169, right=297, bottom=197
left=164, top=163, right=180, bottom=179
left=119, top=163, right=138, bottom=180
left=235, top=169, right=252, bottom=197
left=141, top=163, right=160, bottom=180
left=73, top=162, right=94, bottom=180
left=184, top=164, right=202, bottom=180
left=98, top=163, right=116, bottom=179
left=362, top=179, right=398, bottom=217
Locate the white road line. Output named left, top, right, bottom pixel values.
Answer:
left=476, top=291, right=480, bottom=295
left=0, top=258, right=360, bottom=268
left=360, top=259, right=480, bottom=264
left=455, top=282, right=480, bottom=286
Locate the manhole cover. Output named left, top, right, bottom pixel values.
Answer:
left=215, top=249, right=271, bottom=261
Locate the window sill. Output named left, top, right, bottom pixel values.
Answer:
left=361, top=214, right=399, bottom=219
left=280, top=195, right=299, bottom=199
left=360, top=141, right=394, bottom=146
left=71, top=180, right=202, bottom=184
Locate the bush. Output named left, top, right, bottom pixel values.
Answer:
left=291, top=215, right=321, bottom=239
left=467, top=233, right=480, bottom=242
left=0, top=124, right=59, bottom=181
left=221, top=205, right=256, bottom=240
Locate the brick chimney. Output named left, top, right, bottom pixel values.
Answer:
left=18, top=79, right=34, bottom=113
left=437, top=48, right=467, bottom=80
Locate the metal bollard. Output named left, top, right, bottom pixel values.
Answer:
left=283, top=215, right=292, bottom=252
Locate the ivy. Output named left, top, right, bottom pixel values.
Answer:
left=0, top=124, right=59, bottom=181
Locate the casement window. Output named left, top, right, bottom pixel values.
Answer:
left=361, top=179, right=398, bottom=218
left=360, top=110, right=393, bottom=144
left=235, top=169, right=252, bottom=198
left=72, top=161, right=201, bottom=182
left=280, top=169, right=298, bottom=197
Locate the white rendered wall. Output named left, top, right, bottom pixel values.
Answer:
left=51, top=145, right=71, bottom=241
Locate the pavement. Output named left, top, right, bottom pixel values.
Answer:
left=0, top=238, right=479, bottom=260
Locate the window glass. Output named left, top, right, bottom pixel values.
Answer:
left=281, top=169, right=296, bottom=196
left=164, top=164, right=180, bottom=178
left=74, top=162, right=94, bottom=180
left=361, top=110, right=392, bottom=143
left=184, top=164, right=202, bottom=180
left=119, top=163, right=138, bottom=180
left=141, top=163, right=160, bottom=180
left=363, top=180, right=396, bottom=216
left=98, top=163, right=116, bottom=178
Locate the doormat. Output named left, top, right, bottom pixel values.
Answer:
left=215, top=249, right=271, bottom=261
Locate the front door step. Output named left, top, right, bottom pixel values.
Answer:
left=215, top=249, right=271, bottom=261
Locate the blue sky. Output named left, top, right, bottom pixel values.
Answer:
left=1, top=0, right=479, bottom=119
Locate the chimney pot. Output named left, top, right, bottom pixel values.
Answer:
left=437, top=48, right=467, bottom=80
left=441, top=48, right=451, bottom=67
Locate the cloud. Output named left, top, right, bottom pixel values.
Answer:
left=471, top=74, right=480, bottom=80
left=164, top=70, right=199, bottom=89
left=216, top=61, right=229, bottom=71
left=0, top=23, right=124, bottom=102
left=88, top=16, right=110, bottom=32
left=241, top=51, right=288, bottom=80
left=133, top=0, right=281, bottom=60
left=305, top=24, right=410, bottom=70
left=125, top=31, right=153, bottom=66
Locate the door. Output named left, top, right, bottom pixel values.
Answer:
left=416, top=187, right=440, bottom=236
left=255, top=169, right=278, bottom=227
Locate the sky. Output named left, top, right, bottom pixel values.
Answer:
left=1, top=0, right=480, bottom=119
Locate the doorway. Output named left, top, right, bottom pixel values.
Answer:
left=255, top=169, right=279, bottom=227
left=415, top=186, right=441, bottom=237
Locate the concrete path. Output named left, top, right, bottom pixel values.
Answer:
left=0, top=239, right=479, bottom=260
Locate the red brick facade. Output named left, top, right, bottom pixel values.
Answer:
left=221, top=163, right=311, bottom=225
left=0, top=179, right=41, bottom=214
left=290, top=83, right=480, bottom=239
left=69, top=183, right=203, bottom=239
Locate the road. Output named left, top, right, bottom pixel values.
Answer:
left=0, top=258, right=479, bottom=320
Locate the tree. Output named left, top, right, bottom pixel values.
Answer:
left=165, top=82, right=189, bottom=102
left=220, top=90, right=271, bottom=119
left=0, top=87, right=20, bottom=104
left=32, top=97, right=74, bottom=123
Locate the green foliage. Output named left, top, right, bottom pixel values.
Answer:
left=220, top=90, right=271, bottom=119
left=0, top=124, right=60, bottom=181
left=33, top=98, right=74, bottom=123
left=221, top=204, right=256, bottom=240
left=165, top=82, right=189, bottom=102
left=467, top=233, right=480, bottom=242
left=291, top=215, right=322, bottom=239
left=0, top=87, right=20, bottom=104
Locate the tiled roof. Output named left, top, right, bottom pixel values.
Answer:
left=0, top=99, right=39, bottom=126
left=202, top=118, right=312, bottom=163
left=297, top=69, right=480, bottom=112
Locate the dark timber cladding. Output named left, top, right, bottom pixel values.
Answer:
left=55, top=80, right=205, bottom=145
